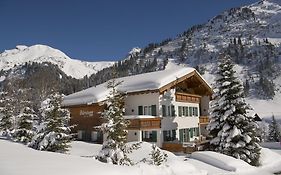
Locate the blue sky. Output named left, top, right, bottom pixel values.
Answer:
left=0, top=0, right=258, bottom=61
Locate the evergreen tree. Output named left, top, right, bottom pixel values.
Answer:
left=207, top=55, right=261, bottom=166
left=148, top=144, right=168, bottom=166
left=0, top=92, right=14, bottom=137
left=13, top=107, right=36, bottom=144
left=268, top=115, right=280, bottom=142
left=96, top=79, right=140, bottom=165
left=29, top=93, right=72, bottom=153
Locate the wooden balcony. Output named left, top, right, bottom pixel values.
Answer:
left=175, top=92, right=201, bottom=103
left=199, top=116, right=209, bottom=124
left=127, top=117, right=161, bottom=130
left=162, top=139, right=210, bottom=153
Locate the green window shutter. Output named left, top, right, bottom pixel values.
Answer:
left=178, top=106, right=182, bottom=117
left=171, top=105, right=175, bottom=117
left=179, top=129, right=183, bottom=142
left=162, top=105, right=166, bottom=117
left=151, top=105, right=157, bottom=116
left=152, top=131, right=157, bottom=142
left=189, top=107, right=193, bottom=116
left=138, top=106, right=143, bottom=115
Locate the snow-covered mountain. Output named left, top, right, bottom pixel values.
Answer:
left=0, top=44, right=114, bottom=79
left=112, top=0, right=281, bottom=119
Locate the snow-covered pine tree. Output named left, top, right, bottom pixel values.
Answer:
left=96, top=78, right=140, bottom=165
left=0, top=92, right=14, bottom=138
left=13, top=107, right=36, bottom=144
left=268, top=114, right=280, bottom=142
left=207, top=55, right=261, bottom=166
left=149, top=144, right=168, bottom=166
left=29, top=93, right=72, bottom=152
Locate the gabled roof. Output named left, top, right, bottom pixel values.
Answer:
left=62, top=62, right=212, bottom=107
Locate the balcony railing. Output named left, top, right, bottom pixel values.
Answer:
left=199, top=116, right=209, bottom=124
left=175, top=92, right=201, bottom=103
left=127, top=118, right=161, bottom=130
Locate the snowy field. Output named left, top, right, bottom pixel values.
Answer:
left=0, top=139, right=281, bottom=175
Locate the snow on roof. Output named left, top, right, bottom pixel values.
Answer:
left=62, top=62, right=207, bottom=106
left=123, top=115, right=158, bottom=119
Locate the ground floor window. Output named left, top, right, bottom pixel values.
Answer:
left=142, top=130, right=157, bottom=142
left=77, top=130, right=103, bottom=142
left=179, top=127, right=199, bottom=142
left=163, top=130, right=176, bottom=142
left=91, top=131, right=103, bottom=142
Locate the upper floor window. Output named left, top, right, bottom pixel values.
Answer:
left=178, top=106, right=199, bottom=117
left=138, top=105, right=157, bottom=116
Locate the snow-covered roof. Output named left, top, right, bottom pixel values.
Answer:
left=62, top=62, right=211, bottom=107
left=123, top=115, right=159, bottom=119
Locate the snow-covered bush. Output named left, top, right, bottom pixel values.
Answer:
left=207, top=55, right=260, bottom=166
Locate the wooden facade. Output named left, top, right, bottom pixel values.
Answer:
left=175, top=92, right=201, bottom=103
left=199, top=116, right=209, bottom=124
left=68, top=104, right=105, bottom=134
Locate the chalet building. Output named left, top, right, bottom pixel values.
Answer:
left=62, top=63, right=212, bottom=149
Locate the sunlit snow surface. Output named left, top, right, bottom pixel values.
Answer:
left=0, top=139, right=281, bottom=175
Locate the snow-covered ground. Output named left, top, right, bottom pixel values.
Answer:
left=1, top=139, right=281, bottom=175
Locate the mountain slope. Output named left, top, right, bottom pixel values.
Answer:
left=0, top=45, right=114, bottom=79
left=100, top=0, right=281, bottom=119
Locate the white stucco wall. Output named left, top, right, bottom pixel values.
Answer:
left=127, top=129, right=161, bottom=147
left=124, top=90, right=208, bottom=146
left=127, top=130, right=141, bottom=142
left=125, top=92, right=160, bottom=115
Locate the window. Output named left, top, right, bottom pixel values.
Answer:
left=179, top=128, right=190, bottom=142
left=162, top=105, right=166, bottom=117
left=142, top=131, right=157, bottom=142
left=144, top=106, right=148, bottom=115
left=163, top=130, right=177, bottom=142
left=182, top=106, right=186, bottom=116
left=140, top=105, right=156, bottom=116
left=185, top=107, right=189, bottom=116
left=177, top=106, right=190, bottom=117
left=189, top=107, right=193, bottom=116
left=191, top=107, right=199, bottom=116
left=77, top=130, right=85, bottom=140
left=91, top=131, right=98, bottom=141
